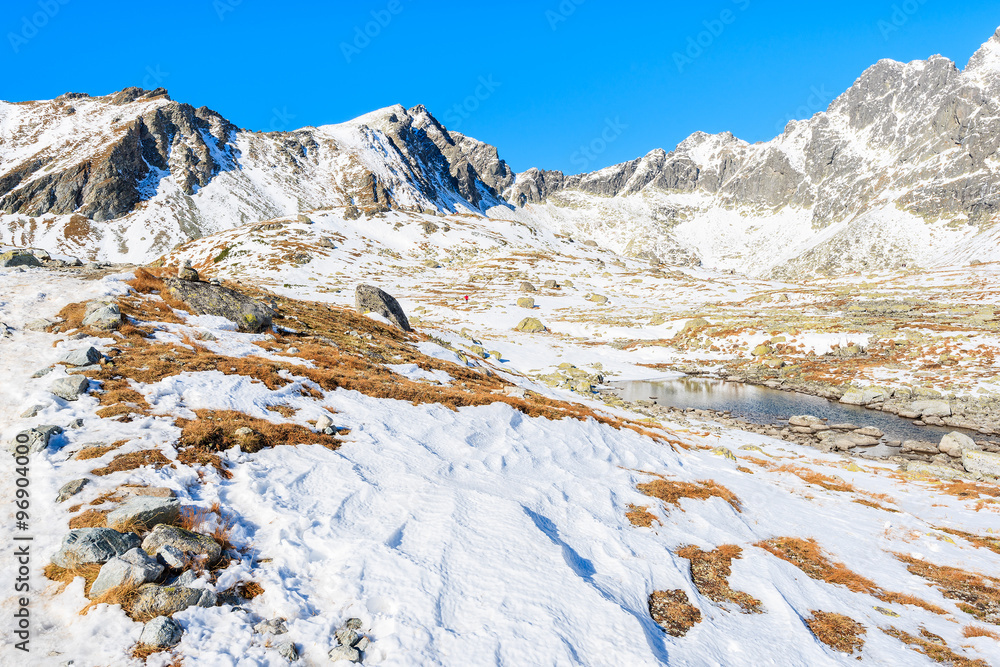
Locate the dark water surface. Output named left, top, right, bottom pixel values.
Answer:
left=615, top=377, right=996, bottom=446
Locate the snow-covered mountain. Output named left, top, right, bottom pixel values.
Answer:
left=5, top=27, right=1000, bottom=275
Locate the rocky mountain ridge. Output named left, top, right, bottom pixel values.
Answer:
left=4, top=27, right=1000, bottom=275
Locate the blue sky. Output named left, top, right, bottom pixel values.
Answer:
left=2, top=0, right=999, bottom=173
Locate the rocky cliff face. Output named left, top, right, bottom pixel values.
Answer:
left=5, top=28, right=1000, bottom=273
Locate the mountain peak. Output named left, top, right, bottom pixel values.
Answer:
left=966, top=26, right=1000, bottom=74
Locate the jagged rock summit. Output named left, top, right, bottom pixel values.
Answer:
left=5, top=26, right=1000, bottom=275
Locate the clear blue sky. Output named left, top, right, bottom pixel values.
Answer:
left=2, top=0, right=998, bottom=173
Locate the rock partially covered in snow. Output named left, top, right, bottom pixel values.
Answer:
left=51, top=375, right=90, bottom=401
left=0, top=249, right=41, bottom=268
left=89, top=547, right=164, bottom=597
left=142, top=524, right=222, bottom=567
left=8, top=425, right=62, bottom=455
left=355, top=284, right=411, bottom=332
left=51, top=528, right=141, bottom=568
left=138, top=616, right=183, bottom=649
left=105, top=496, right=181, bottom=531
left=61, top=346, right=102, bottom=367
left=165, top=278, right=274, bottom=333
left=132, top=584, right=216, bottom=617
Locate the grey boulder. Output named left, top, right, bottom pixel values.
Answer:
left=355, top=284, right=411, bottom=332
left=89, top=548, right=164, bottom=597
left=164, top=278, right=274, bottom=333
left=61, top=346, right=102, bottom=367
left=51, top=528, right=141, bottom=568
left=142, top=524, right=222, bottom=567
left=82, top=303, right=122, bottom=330
left=132, top=584, right=217, bottom=618
left=51, top=375, right=90, bottom=401
left=910, top=400, right=952, bottom=418
left=9, top=425, right=63, bottom=455
left=138, top=616, right=183, bottom=649
left=106, top=496, right=181, bottom=531
left=0, top=249, right=42, bottom=268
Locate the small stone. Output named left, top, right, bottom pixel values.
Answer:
left=853, top=426, right=884, bottom=438
left=587, top=294, right=609, bottom=304
left=56, top=478, right=89, bottom=503
left=910, top=400, right=952, bottom=418
left=354, top=637, right=370, bottom=651
left=157, top=544, right=187, bottom=569
left=901, top=440, right=939, bottom=455
left=516, top=297, right=535, bottom=309
left=335, top=627, right=359, bottom=648
left=20, top=404, right=45, bottom=419
left=132, top=584, right=216, bottom=618
left=61, top=346, right=102, bottom=367
left=519, top=282, right=536, bottom=292
left=543, top=280, right=558, bottom=289
left=178, top=260, right=199, bottom=281
left=142, top=524, right=222, bottom=567
left=711, top=447, right=736, bottom=461
left=328, top=645, right=360, bottom=662
left=51, top=375, right=90, bottom=401
left=138, top=616, right=183, bottom=649
left=342, top=618, right=363, bottom=631
left=315, top=414, right=334, bottom=431
left=82, top=304, right=122, bottom=330
left=255, top=618, right=289, bottom=635
left=788, top=415, right=823, bottom=427
left=31, top=366, right=54, bottom=378
left=276, top=640, right=299, bottom=662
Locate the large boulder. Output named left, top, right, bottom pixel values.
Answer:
left=82, top=302, right=122, bottom=330
left=165, top=279, right=274, bottom=333
left=910, top=400, right=952, bottom=418
left=355, top=284, right=411, bottom=331
left=105, top=496, right=181, bottom=531
left=142, top=524, right=222, bottom=568
left=51, top=528, right=141, bottom=568
left=514, top=317, right=545, bottom=333
left=89, top=548, right=164, bottom=597
left=138, top=616, right=183, bottom=649
left=51, top=375, right=89, bottom=401
left=0, top=249, right=41, bottom=268
left=133, top=584, right=216, bottom=618
left=61, top=346, right=102, bottom=367
left=938, top=432, right=978, bottom=458
left=962, top=450, right=1000, bottom=477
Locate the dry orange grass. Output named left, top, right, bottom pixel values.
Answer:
left=648, top=590, right=702, bottom=637
left=236, top=581, right=264, bottom=600
left=68, top=509, right=109, bottom=529
left=74, top=440, right=126, bottom=460
left=774, top=464, right=855, bottom=493
left=637, top=478, right=742, bottom=512
left=805, top=610, right=866, bottom=654
left=626, top=504, right=659, bottom=528
left=931, top=526, right=1000, bottom=556
left=676, top=545, right=762, bottom=614
left=43, top=563, right=102, bottom=595
left=963, top=625, right=1000, bottom=640
left=90, top=449, right=171, bottom=477
left=757, top=537, right=944, bottom=615
left=895, top=553, right=1000, bottom=624
left=883, top=626, right=988, bottom=667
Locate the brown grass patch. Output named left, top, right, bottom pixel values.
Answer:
left=43, top=563, right=102, bottom=595
left=265, top=404, right=297, bottom=418
left=236, top=581, right=264, bottom=600
left=675, top=545, right=762, bottom=614
left=74, top=440, right=126, bottom=460
left=963, top=625, right=1000, bottom=640
left=805, top=610, right=866, bottom=654
left=895, top=553, right=1000, bottom=624
left=853, top=498, right=901, bottom=513
left=937, top=480, right=1000, bottom=501
left=931, top=526, right=1000, bottom=556
left=177, top=409, right=334, bottom=454
left=90, top=449, right=171, bottom=476
left=637, top=478, right=742, bottom=512
left=883, top=626, right=988, bottom=667
left=757, top=537, right=944, bottom=614
left=648, top=590, right=702, bottom=637
left=81, top=582, right=140, bottom=618
left=774, top=464, right=855, bottom=492
left=68, top=509, right=109, bottom=529
left=626, top=504, right=659, bottom=528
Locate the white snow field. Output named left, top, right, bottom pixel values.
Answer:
left=1, top=242, right=999, bottom=666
